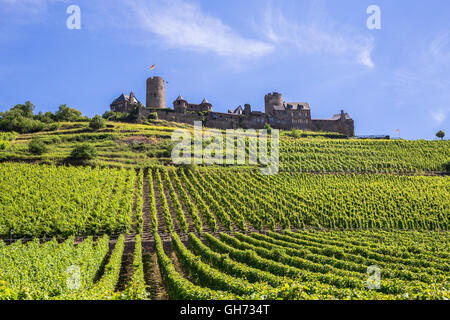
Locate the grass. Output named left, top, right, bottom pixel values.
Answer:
left=0, top=120, right=448, bottom=172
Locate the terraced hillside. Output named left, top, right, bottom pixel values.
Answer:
left=1, top=121, right=449, bottom=172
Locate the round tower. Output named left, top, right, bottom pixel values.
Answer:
left=146, top=76, right=166, bottom=109
left=264, top=92, right=283, bottom=114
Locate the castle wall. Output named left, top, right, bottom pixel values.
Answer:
left=141, top=109, right=266, bottom=130
left=139, top=108, right=354, bottom=137
left=268, top=110, right=312, bottom=130
left=312, top=118, right=354, bottom=137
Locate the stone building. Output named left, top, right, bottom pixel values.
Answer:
left=110, top=76, right=355, bottom=136
left=173, top=95, right=212, bottom=113
left=110, top=92, right=143, bottom=113
left=264, top=92, right=312, bottom=130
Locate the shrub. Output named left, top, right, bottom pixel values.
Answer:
left=39, top=136, right=61, bottom=145
left=0, top=116, right=45, bottom=133
left=102, top=111, right=129, bottom=122
left=0, top=141, right=10, bottom=151
left=44, top=122, right=61, bottom=131
left=28, top=138, right=47, bottom=155
left=0, top=132, right=17, bottom=141
left=155, top=142, right=174, bottom=158
left=148, top=112, right=158, bottom=120
left=130, top=142, right=149, bottom=152
left=69, top=144, right=97, bottom=161
left=89, top=115, right=105, bottom=130
left=264, top=123, right=272, bottom=134
left=444, top=161, right=450, bottom=173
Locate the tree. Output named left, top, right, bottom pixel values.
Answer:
left=28, top=138, right=47, bottom=155
left=35, top=111, right=56, bottom=123
left=102, top=111, right=115, bottom=120
left=436, top=130, right=445, bottom=140
left=54, top=105, right=82, bottom=122
left=69, top=144, right=97, bottom=161
left=264, top=123, right=272, bottom=134
left=6, top=101, right=36, bottom=118
left=0, top=116, right=45, bottom=133
left=89, top=115, right=105, bottom=130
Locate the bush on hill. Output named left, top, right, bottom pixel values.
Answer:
left=28, top=138, right=48, bottom=155
left=444, top=161, right=450, bottom=173
left=0, top=140, right=10, bottom=151
left=69, top=144, right=97, bottom=161
left=89, top=115, right=106, bottom=130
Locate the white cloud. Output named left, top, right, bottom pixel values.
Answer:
left=357, top=46, right=375, bottom=69
left=260, top=0, right=375, bottom=68
left=127, top=0, right=273, bottom=60
left=431, top=110, right=447, bottom=125
left=429, top=31, right=450, bottom=64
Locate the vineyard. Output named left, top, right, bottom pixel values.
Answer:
left=279, top=139, right=449, bottom=173
left=0, top=163, right=136, bottom=238
left=0, top=163, right=448, bottom=300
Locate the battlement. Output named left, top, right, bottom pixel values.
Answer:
left=147, top=76, right=164, bottom=82
left=265, top=92, right=282, bottom=98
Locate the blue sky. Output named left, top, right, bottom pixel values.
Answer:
left=0, top=0, right=449, bottom=139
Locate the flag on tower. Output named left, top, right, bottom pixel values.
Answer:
left=150, top=64, right=156, bottom=71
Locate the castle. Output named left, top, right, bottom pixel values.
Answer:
left=110, top=76, right=354, bottom=136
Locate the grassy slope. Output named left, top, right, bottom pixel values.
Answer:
left=0, top=120, right=449, bottom=172
left=1, top=121, right=189, bottom=168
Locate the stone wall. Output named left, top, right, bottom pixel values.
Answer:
left=269, top=110, right=312, bottom=130
left=141, top=109, right=267, bottom=130
left=312, top=118, right=354, bottom=137
left=139, top=108, right=354, bottom=137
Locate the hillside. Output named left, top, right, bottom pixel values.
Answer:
left=0, top=121, right=449, bottom=300
left=1, top=121, right=448, bottom=172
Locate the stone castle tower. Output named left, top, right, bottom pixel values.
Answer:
left=264, top=92, right=283, bottom=114
left=146, top=76, right=166, bottom=109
